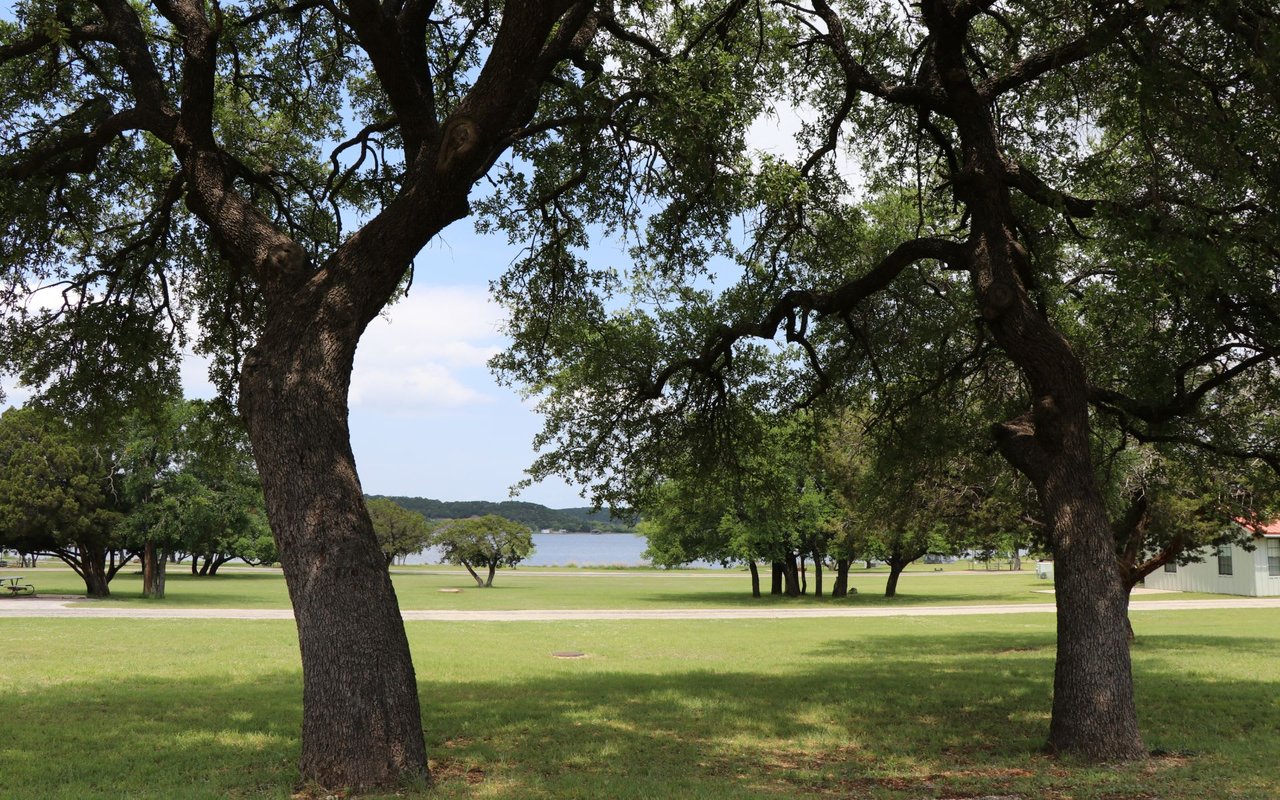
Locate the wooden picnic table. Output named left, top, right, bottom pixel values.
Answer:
left=2, top=576, right=35, bottom=596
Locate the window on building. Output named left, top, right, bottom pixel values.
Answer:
left=1164, top=562, right=1177, bottom=573
left=1268, top=539, right=1280, bottom=578
left=1217, top=545, right=1233, bottom=576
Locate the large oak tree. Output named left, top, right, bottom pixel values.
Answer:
left=0, top=0, right=699, bottom=789
left=493, top=0, right=1279, bottom=762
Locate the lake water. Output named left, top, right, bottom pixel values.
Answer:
left=405, top=531, right=721, bottom=568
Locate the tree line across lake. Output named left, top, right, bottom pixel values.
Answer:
left=373, top=496, right=635, bottom=534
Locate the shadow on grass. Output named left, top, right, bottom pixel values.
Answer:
left=637, top=588, right=1050, bottom=608
left=7, top=625, right=1279, bottom=799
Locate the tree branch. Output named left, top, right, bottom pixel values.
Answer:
left=980, top=4, right=1150, bottom=99
left=638, top=237, right=966, bottom=399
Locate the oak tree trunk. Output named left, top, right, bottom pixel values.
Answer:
left=783, top=554, right=801, bottom=597
left=142, top=539, right=167, bottom=599
left=812, top=552, right=823, bottom=597
left=748, top=560, right=760, bottom=598
left=771, top=560, right=784, bottom=595
left=76, top=547, right=112, bottom=598
left=241, top=319, right=428, bottom=790
left=485, top=562, right=496, bottom=587
left=884, top=561, right=905, bottom=598
left=831, top=559, right=850, bottom=598
left=462, top=560, right=485, bottom=587
left=922, top=11, right=1148, bottom=757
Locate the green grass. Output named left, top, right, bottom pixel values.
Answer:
left=1, top=609, right=1277, bottom=798
left=1, top=565, right=1225, bottom=610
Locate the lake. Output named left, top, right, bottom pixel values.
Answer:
left=404, top=531, right=722, bottom=568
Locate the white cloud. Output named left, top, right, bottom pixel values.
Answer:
left=350, top=362, right=489, bottom=409
left=350, top=285, right=505, bottom=412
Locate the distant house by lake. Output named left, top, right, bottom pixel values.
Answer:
left=1144, top=519, right=1280, bottom=597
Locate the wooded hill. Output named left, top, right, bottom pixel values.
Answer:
left=371, top=496, right=636, bottom=533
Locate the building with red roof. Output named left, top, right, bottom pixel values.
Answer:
left=1144, top=520, right=1280, bottom=597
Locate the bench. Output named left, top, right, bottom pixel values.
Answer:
left=2, top=576, right=35, bottom=597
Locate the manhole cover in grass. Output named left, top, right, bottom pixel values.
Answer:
left=438, top=588, right=462, bottom=593
left=551, top=651, right=587, bottom=659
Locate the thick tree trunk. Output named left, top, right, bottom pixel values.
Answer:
left=748, top=560, right=760, bottom=598
left=485, top=562, right=496, bottom=587
left=241, top=320, right=429, bottom=790
left=812, top=552, right=823, bottom=597
left=783, top=554, right=801, bottom=597
left=798, top=554, right=807, bottom=595
left=461, top=560, right=485, bottom=587
left=142, top=540, right=167, bottom=599
left=884, top=560, right=905, bottom=598
left=771, top=560, right=784, bottom=595
left=918, top=10, right=1147, bottom=757
left=831, top=559, right=850, bottom=598
left=81, top=551, right=111, bottom=598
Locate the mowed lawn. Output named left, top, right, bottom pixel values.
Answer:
left=2, top=607, right=1278, bottom=799
left=0, top=564, right=1226, bottom=609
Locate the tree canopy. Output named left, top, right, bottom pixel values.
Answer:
left=0, top=405, right=129, bottom=596
left=366, top=497, right=433, bottom=566
left=432, top=514, right=534, bottom=587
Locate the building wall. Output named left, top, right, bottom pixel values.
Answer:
left=1143, top=537, right=1280, bottom=597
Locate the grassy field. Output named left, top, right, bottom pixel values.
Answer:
left=1, top=608, right=1278, bottom=799
left=0, top=564, right=1225, bottom=609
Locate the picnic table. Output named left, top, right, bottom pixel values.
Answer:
left=2, top=576, right=35, bottom=597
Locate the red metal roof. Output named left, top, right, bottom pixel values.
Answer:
left=1235, top=518, right=1280, bottom=537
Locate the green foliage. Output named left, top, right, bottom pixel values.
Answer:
left=0, top=406, right=123, bottom=554
left=432, top=514, right=535, bottom=587
left=119, top=399, right=273, bottom=568
left=366, top=498, right=434, bottom=566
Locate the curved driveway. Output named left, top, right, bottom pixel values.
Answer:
left=2, top=596, right=1278, bottom=621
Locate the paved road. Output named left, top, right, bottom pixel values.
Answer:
left=2, top=596, right=1278, bottom=621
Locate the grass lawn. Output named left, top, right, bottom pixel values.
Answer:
left=2, top=608, right=1278, bottom=799
left=1, top=564, right=1225, bottom=610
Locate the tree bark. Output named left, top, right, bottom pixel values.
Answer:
left=771, top=560, right=784, bottom=595
left=831, top=558, right=850, bottom=598
left=884, top=560, right=905, bottom=598
left=783, top=554, right=801, bottom=597
left=485, top=562, right=496, bottom=587
left=812, top=552, right=823, bottom=597
left=142, top=539, right=166, bottom=599
left=799, top=554, right=807, bottom=595
left=241, top=313, right=429, bottom=789
left=748, top=560, right=760, bottom=598
left=919, top=1, right=1146, bottom=759
left=461, top=560, right=485, bottom=587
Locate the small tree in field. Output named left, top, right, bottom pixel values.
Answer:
left=433, top=515, right=534, bottom=587
left=366, top=498, right=434, bottom=567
